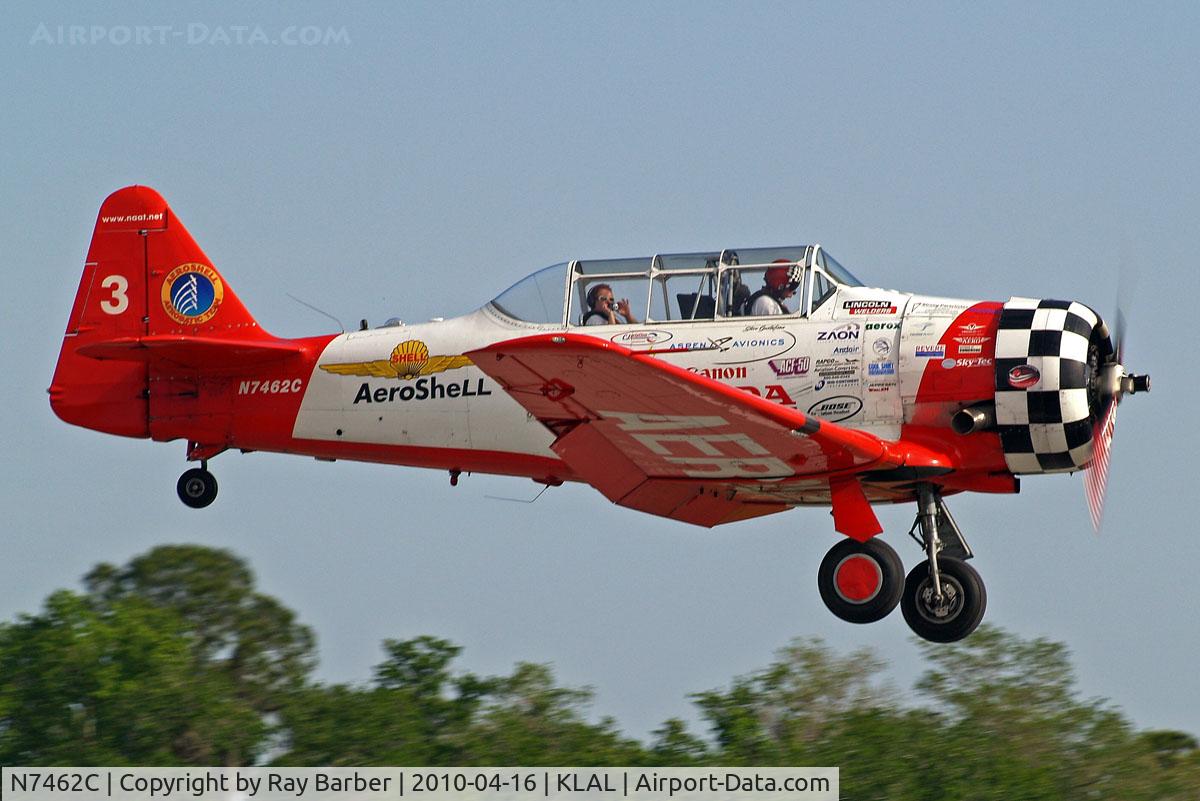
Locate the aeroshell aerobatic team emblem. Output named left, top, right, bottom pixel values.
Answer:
left=319, top=339, right=473, bottom=380
left=161, top=263, right=224, bottom=325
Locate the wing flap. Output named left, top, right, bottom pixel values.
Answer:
left=468, top=333, right=901, bottom=530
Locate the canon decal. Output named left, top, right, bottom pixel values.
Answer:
left=806, top=395, right=863, bottom=423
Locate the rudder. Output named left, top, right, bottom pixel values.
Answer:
left=50, top=185, right=270, bottom=437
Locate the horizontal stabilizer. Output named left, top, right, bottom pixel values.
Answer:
left=75, top=335, right=305, bottom=368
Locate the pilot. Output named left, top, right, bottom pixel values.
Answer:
left=583, top=283, right=640, bottom=325
left=745, top=261, right=803, bottom=316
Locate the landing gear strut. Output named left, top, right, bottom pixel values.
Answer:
left=899, top=484, right=986, bottom=642
left=177, top=460, right=218, bottom=509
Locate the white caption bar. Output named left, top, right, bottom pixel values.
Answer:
left=2, top=767, right=838, bottom=801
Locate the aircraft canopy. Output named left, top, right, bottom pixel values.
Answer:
left=489, top=245, right=863, bottom=326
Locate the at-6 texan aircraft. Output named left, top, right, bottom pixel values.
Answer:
left=51, top=186, right=1150, bottom=643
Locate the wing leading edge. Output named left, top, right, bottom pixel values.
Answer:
left=467, top=334, right=908, bottom=537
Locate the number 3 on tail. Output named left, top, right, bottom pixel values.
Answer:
left=99, top=275, right=129, bottom=315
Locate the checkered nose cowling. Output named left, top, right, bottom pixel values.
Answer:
left=993, top=298, right=1107, bottom=474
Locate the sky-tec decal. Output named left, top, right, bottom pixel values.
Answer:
left=162, top=263, right=223, bottom=325
left=320, top=340, right=472, bottom=380
left=353, top=376, right=493, bottom=404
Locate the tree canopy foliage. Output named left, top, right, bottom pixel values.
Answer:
left=1, top=545, right=1196, bottom=799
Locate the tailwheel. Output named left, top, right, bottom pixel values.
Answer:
left=177, top=466, right=218, bottom=509
left=900, top=557, right=986, bottom=643
left=817, top=537, right=904, bottom=624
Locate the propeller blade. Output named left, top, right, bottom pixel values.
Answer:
left=1084, top=398, right=1118, bottom=533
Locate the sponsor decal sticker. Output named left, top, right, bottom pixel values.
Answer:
left=868, top=362, right=895, bottom=376
left=832, top=344, right=860, bottom=355
left=769, top=356, right=810, bottom=377
left=807, top=395, right=863, bottom=422
left=817, top=323, right=860, bottom=341
left=864, top=321, right=900, bottom=331
left=1007, top=364, right=1041, bottom=389
left=689, top=365, right=748, bottom=380
left=911, top=301, right=972, bottom=314
left=953, top=335, right=990, bottom=345
left=844, top=300, right=897, bottom=315
left=957, top=322, right=988, bottom=333
left=352, top=376, right=492, bottom=404
left=611, top=329, right=672, bottom=346
left=957, top=344, right=983, bottom=354
left=162, top=263, right=224, bottom=325
left=320, top=339, right=473, bottom=380
left=915, top=344, right=946, bottom=358
left=667, top=333, right=796, bottom=364
left=872, top=338, right=892, bottom=357
left=955, top=357, right=995, bottom=368
left=739, top=384, right=797, bottom=406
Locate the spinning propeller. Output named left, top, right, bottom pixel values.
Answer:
left=1084, top=298, right=1150, bottom=532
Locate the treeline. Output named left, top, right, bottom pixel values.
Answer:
left=1, top=545, right=1196, bottom=800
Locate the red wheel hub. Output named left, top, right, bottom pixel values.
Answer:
left=834, top=555, right=882, bottom=603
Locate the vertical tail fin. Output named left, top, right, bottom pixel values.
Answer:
left=50, top=186, right=270, bottom=437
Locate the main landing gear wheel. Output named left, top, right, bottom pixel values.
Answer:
left=900, top=556, right=986, bottom=643
left=818, top=538, right=904, bottom=624
left=177, top=467, right=218, bottom=509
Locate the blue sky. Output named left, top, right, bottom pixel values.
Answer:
left=2, top=2, right=1198, bottom=740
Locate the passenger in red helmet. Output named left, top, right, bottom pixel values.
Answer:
left=744, top=260, right=803, bottom=316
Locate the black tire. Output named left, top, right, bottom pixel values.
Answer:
left=817, top=537, right=905, bottom=624
left=177, top=468, right=218, bottom=509
left=900, top=557, right=986, bottom=643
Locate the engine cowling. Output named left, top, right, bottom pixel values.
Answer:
left=992, top=298, right=1110, bottom=474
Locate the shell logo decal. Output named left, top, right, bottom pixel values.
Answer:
left=320, top=339, right=473, bottom=380
left=162, top=263, right=224, bottom=325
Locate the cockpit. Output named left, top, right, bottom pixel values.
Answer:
left=488, top=245, right=862, bottom=326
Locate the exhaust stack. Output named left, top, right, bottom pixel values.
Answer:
left=952, top=404, right=996, bottom=436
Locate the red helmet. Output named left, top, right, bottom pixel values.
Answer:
left=766, top=261, right=803, bottom=292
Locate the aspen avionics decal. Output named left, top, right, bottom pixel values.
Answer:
left=320, top=340, right=473, bottom=380
left=162, top=263, right=224, bottom=325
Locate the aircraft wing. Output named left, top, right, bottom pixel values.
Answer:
left=467, top=333, right=905, bottom=537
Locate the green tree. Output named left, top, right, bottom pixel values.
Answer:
left=275, top=636, right=495, bottom=765
left=693, top=637, right=893, bottom=766
left=85, top=545, right=315, bottom=715
left=458, top=662, right=646, bottom=765
left=0, top=590, right=264, bottom=765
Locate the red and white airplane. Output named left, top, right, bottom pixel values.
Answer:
left=51, top=186, right=1150, bottom=642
